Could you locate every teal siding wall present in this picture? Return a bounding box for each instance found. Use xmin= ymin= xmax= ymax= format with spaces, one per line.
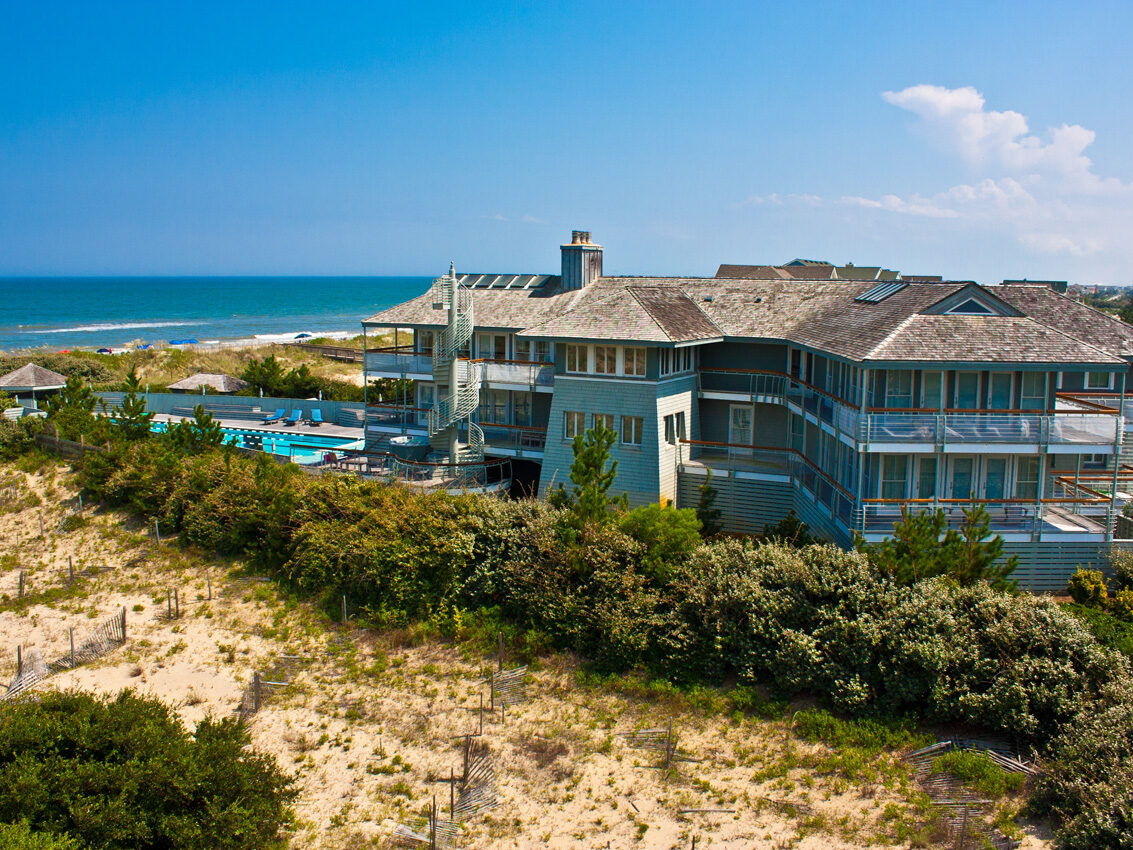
xmin=677 ymin=470 xmax=793 ymax=534
xmin=539 ymin=376 xmax=665 ymax=507
xmin=1001 ymin=541 xmax=1124 ymax=593
xmin=699 ymin=341 xmax=787 ymax=372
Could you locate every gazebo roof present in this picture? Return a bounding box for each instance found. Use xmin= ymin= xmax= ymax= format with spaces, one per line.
xmin=0 ymin=363 xmax=68 ymax=392
xmin=166 ymin=372 xmax=249 ymax=393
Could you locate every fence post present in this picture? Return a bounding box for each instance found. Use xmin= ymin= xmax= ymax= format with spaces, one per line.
xmin=341 ymin=595 xmax=347 ymax=625
xmin=16 ymin=645 xmax=21 ymax=677
xmin=121 ymin=606 xmax=127 ymax=641
xmin=69 ymin=628 xmax=75 ymax=668
xmin=153 ymin=519 xmax=159 ymax=542
xmin=253 ymin=671 xmax=262 ymax=712
xmin=450 ymin=767 xmax=455 ymax=819
xmin=207 ymin=572 xmax=212 ymax=601
xmin=68 ymin=555 xmax=74 ymax=584
xmin=430 ymin=796 xmax=437 ymax=850
xmin=18 ymin=571 xmax=23 ymax=599
xmin=167 ymin=590 xmax=172 ymax=619
xmin=174 ymin=588 xmax=180 ymax=618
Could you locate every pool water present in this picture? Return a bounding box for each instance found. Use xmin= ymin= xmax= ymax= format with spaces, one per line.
xmin=151 ymin=422 xmax=361 ymax=464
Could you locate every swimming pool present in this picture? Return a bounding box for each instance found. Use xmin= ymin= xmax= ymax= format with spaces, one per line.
xmin=150 ymin=422 xmax=362 ymax=464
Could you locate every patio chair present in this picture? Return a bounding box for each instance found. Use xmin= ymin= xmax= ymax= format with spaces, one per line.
xmin=261 ymin=408 xmax=285 ymax=424
xmin=283 ymin=410 xmax=301 ymax=426
xmin=308 ymin=409 xmax=323 ymax=426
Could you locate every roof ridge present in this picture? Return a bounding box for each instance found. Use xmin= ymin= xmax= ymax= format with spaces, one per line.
xmin=1016 ymin=312 xmax=1128 ymax=361
xmin=863 ymin=314 xmax=919 ymax=358
xmin=628 ymin=286 xmax=724 ymax=339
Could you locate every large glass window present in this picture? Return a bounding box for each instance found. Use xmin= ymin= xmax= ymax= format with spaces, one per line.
xmin=886 ymin=370 xmax=913 ymax=408
xmin=417 ymin=330 xmax=434 ymax=353
xmin=592 ymin=412 xmax=615 ymax=432
xmin=917 ymin=457 xmax=937 ymax=499
xmin=984 ymin=457 xmax=1007 ymax=500
xmin=1015 ymin=456 xmax=1040 ymax=500
xmin=513 ymin=392 xmax=531 ymax=426
xmin=921 ymin=371 xmax=943 ymax=410
xmin=1021 ymin=372 xmax=1046 ymax=410
xmin=624 ymin=347 xmax=646 ymax=377
xmin=955 ymin=372 xmax=979 ymax=409
xmin=477 ymin=333 xmax=507 ymax=360
xmin=729 ymin=405 xmax=753 ymax=447
xmin=478 ymin=389 xmax=507 ymax=424
xmin=950 ymin=457 xmax=974 ymax=500
xmin=594 ymin=346 xmax=617 ymax=375
xmin=988 ymin=373 xmax=1013 ymax=409
xmin=565 ymin=345 xmax=588 ymax=374
xmin=881 ymin=456 xmax=909 ymax=500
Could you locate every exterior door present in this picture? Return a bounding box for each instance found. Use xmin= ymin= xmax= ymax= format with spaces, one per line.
xmin=477 ymin=333 xmax=507 ymax=360
xmin=983 ymin=457 xmax=1007 ymax=500
xmin=955 ymin=372 xmax=979 ymax=409
xmin=949 ymin=456 xmax=975 ymax=500
xmin=729 ymin=405 xmax=753 ymax=454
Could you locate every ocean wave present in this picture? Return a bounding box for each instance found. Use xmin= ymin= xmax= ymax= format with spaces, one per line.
xmin=24 ymin=321 xmax=196 ymax=334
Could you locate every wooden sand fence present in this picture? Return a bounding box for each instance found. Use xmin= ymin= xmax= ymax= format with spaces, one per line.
xmin=3 ymin=607 xmax=127 ymax=701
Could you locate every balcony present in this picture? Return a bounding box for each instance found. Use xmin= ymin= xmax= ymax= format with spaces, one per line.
xmin=364 ymin=347 xmax=433 ymax=378
xmin=857 ymin=495 xmax=1112 ymax=539
xmin=860 ymin=410 xmax=1118 ymax=448
xmin=478 ymin=422 xmax=547 ymax=454
xmin=366 ymin=404 xmax=428 ymax=431
xmin=475 ymin=358 xmax=554 ymax=390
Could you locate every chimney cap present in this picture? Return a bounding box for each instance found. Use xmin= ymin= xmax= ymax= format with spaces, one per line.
xmin=564 ymin=230 xmax=599 ymax=248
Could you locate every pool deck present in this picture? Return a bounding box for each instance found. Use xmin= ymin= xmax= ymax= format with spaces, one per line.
xmin=152 ymin=413 xmax=363 ymax=442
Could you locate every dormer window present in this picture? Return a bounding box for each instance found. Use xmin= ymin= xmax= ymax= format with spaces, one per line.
xmin=946 ymin=298 xmax=995 ymax=315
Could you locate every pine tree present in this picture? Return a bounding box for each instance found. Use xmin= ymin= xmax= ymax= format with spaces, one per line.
xmin=44 ymin=375 xmax=97 ymax=440
xmin=695 ymin=469 xmax=723 ymax=537
xmin=168 ymin=405 xmax=227 ymax=454
xmin=554 ymin=421 xmax=626 ymax=525
xmin=113 ymin=366 xmax=154 ymax=441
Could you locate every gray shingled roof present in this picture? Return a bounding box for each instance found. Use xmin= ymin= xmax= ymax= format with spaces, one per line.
xmin=364 ymin=273 xmax=1133 ymax=365
xmin=864 ymin=315 xmax=1123 ymax=364
xmin=167 ymin=372 xmax=249 ymax=393
xmin=0 ymin=363 xmax=67 ymax=390
xmin=992 ymin=285 xmax=1133 ymax=357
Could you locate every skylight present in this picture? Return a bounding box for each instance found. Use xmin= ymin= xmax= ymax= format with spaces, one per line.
xmin=854 ymin=281 xmax=907 ymax=303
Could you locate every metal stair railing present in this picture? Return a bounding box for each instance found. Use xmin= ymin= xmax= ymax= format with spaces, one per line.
xmin=426 ymin=267 xmax=484 ymax=465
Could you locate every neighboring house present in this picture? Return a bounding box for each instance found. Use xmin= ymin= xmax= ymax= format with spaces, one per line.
xmin=167 ymin=373 xmax=249 ymax=394
xmin=362 ymin=231 xmax=1133 ymax=590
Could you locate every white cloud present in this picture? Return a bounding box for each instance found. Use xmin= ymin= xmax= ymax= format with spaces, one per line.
xmin=828 ymin=85 xmax=1133 ymax=264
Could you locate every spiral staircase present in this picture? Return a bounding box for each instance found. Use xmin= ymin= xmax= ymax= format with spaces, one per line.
xmin=428 ymin=264 xmax=484 ymax=464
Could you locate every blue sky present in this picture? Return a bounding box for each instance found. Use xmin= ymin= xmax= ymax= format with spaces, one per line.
xmin=2 ymin=1 xmax=1132 ymax=282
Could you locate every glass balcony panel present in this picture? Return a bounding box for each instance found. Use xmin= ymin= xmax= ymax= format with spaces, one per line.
xmin=365 ymin=351 xmax=433 ymax=375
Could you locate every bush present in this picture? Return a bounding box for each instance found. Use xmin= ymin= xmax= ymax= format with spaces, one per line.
xmin=1111 ymin=547 xmax=1133 ymax=592
xmin=0 ymin=822 xmax=80 ymax=849
xmin=619 ymin=503 xmax=701 ymax=582
xmin=0 ymin=690 xmax=295 ymax=849
xmin=1068 ymin=568 xmax=1108 ymax=607
xmin=1062 ymin=603 xmax=1133 ymax=660
xmin=1110 ymin=589 xmax=1133 ymax=622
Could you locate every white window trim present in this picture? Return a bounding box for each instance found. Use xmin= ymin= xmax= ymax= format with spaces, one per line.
xmin=1086 ymin=370 xmax=1115 ymax=390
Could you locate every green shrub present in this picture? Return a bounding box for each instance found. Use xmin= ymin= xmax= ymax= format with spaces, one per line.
xmin=1112 ymin=588 xmax=1133 ymax=622
xmin=932 ymin=750 xmax=1025 ymax=798
xmin=1111 ymin=547 xmax=1133 ymax=592
xmin=619 ymin=503 xmax=701 ymax=582
xmin=0 ymin=690 xmax=295 ymax=849
xmin=0 ymin=822 xmax=81 ymax=849
xmin=1068 ymin=568 xmax=1108 ymax=607
xmin=1062 ymin=603 xmax=1133 ymax=660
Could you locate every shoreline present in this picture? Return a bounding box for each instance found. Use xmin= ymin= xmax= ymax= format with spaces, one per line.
xmin=0 ymin=327 xmax=360 ymax=358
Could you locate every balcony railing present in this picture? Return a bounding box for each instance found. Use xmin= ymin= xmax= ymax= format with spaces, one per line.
xmin=857 ymin=495 xmax=1112 ymax=537
xmin=860 ymin=411 xmax=1118 ymax=446
xmin=366 ymin=404 xmax=429 ymax=429
xmin=473 ymin=358 xmax=554 ymax=388
xmin=364 ymin=347 xmax=433 ymax=376
xmin=478 ymin=422 xmax=547 ymax=452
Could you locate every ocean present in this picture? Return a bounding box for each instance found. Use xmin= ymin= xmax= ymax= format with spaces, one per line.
xmin=0 ymin=276 xmax=431 ymax=352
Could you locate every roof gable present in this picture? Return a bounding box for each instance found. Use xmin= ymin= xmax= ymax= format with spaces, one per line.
xmin=921 ymin=283 xmax=1024 ymax=318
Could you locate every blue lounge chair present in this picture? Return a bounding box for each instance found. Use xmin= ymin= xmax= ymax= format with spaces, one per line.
xmin=308 ymin=409 xmax=323 ymax=427
xmin=283 ymin=410 xmax=301 ymax=426
xmin=262 ymin=408 xmax=285 ymax=424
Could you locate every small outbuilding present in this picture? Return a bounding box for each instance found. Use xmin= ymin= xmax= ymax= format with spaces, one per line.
xmin=167 ymin=372 xmax=249 ymax=395
xmin=0 ymin=363 xmax=68 ymax=406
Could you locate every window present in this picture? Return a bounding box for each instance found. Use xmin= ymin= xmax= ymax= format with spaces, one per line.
xmin=477 ymin=333 xmax=506 ymax=360
xmin=881 ymin=456 xmax=909 ymax=500
xmin=534 ymin=340 xmax=552 ymax=363
xmin=564 ymin=411 xmax=585 ymax=439
xmin=886 ymin=370 xmax=913 ymax=408
xmin=622 ymin=416 xmax=643 ymax=445
xmin=1083 ymin=453 xmax=1108 ymax=469
xmin=988 ymin=373 xmax=1012 ymax=410
xmin=921 ymin=371 xmax=943 ymax=410
xmin=518 ymin=339 xmax=552 ymax=363
xmin=729 ymin=405 xmax=753 ymax=447
xmin=789 ymin=414 xmax=804 ymax=452
xmin=663 ymin=412 xmax=686 ymax=445
xmin=565 ymin=344 xmax=588 ymax=374
xmin=1015 ymin=456 xmax=1040 ymax=500
xmin=595 ymin=346 xmax=617 ymax=375
xmin=659 ymin=349 xmax=672 ymax=376
xmin=624 ymin=347 xmax=646 ymax=377
xmin=1021 ymin=372 xmax=1046 ymax=410
xmin=515 ymin=339 xmax=530 ymax=361
xmin=984 ymin=457 xmax=1007 ymax=500
xmin=514 ymin=392 xmax=531 ymax=426
xmin=955 ymin=372 xmax=979 ymax=409
xmin=950 ymin=457 xmax=974 ymax=499
xmin=592 ymin=412 xmax=615 ymax=432
xmin=478 ymin=389 xmax=507 ymax=424
xmin=660 ymin=348 xmax=694 ymax=376
xmin=417 ymin=384 xmax=435 ymax=425
xmin=917 ymin=457 xmax=937 ymax=500
xmin=791 ymin=349 xmax=803 ymax=379
xmin=417 ymin=330 xmax=435 ymax=353
xmin=1087 ymin=371 xmax=1113 ymax=390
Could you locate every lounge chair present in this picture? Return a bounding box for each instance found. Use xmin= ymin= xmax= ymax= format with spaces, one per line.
xmin=262 ymin=408 xmax=285 ymax=424
xmin=283 ymin=410 xmax=301 ymax=426
xmin=308 ymin=409 xmax=323 ymax=427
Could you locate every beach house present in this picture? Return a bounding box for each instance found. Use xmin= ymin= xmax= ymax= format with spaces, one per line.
xmin=361 ymin=232 xmax=1133 ymax=589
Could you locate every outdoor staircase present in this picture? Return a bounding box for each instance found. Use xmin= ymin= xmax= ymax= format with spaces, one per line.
xmin=428 ymin=265 xmax=484 ymax=465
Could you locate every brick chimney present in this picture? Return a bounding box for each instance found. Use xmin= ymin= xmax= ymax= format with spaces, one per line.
xmin=560 ymin=230 xmax=603 ymax=291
